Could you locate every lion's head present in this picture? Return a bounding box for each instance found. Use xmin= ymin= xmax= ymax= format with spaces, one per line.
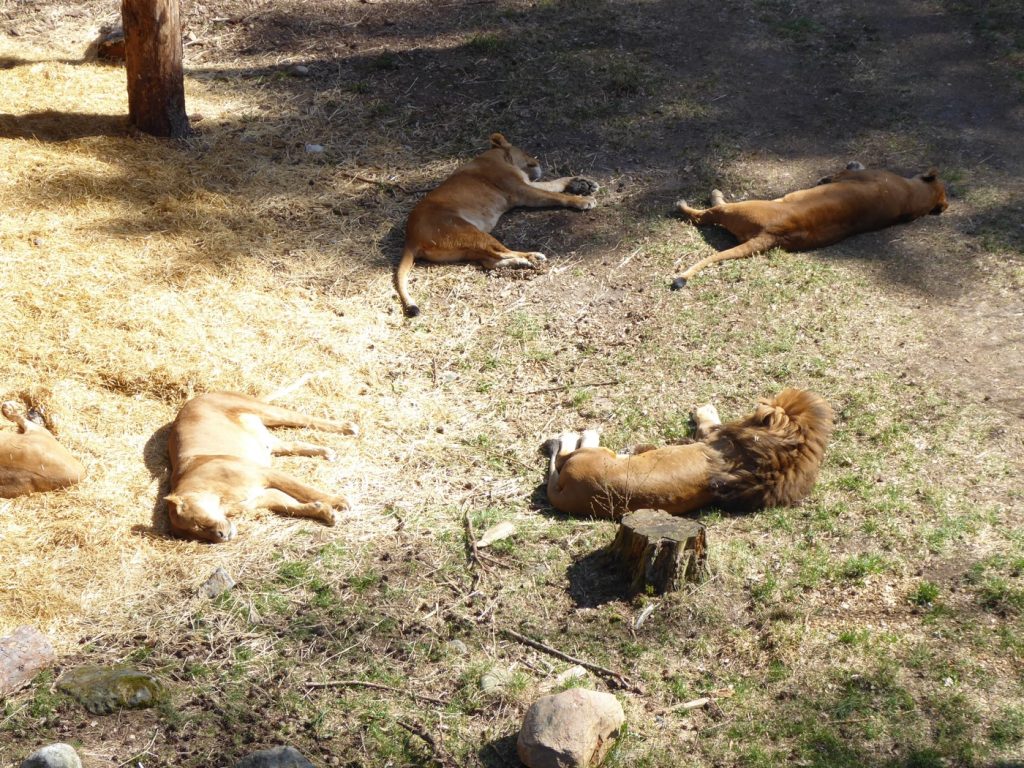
xmin=919 ymin=168 xmax=948 ymax=215
xmin=490 ymin=132 xmax=542 ymax=181
xmin=165 ymin=492 xmax=237 ymax=543
xmin=707 ymin=388 xmax=834 ymax=511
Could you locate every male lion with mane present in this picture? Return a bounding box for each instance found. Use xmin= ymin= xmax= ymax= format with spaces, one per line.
xmin=546 ymin=388 xmax=833 ymax=519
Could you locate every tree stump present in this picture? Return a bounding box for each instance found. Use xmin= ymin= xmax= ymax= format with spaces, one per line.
xmin=0 ymin=626 xmax=56 ymax=696
xmin=606 ymin=509 xmax=707 ymax=594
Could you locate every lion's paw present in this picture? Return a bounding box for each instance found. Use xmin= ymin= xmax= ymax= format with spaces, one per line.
xmin=575 ymin=196 xmax=597 ymax=211
xmin=566 ymin=177 xmax=600 ymax=196
xmin=692 ymin=403 xmax=720 ymax=425
xmin=527 ymin=252 xmax=548 ymax=266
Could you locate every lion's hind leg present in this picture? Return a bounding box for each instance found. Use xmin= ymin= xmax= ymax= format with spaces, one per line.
xmin=256 ymin=489 xmax=340 ymax=526
xmin=423 ymin=234 xmax=547 ymax=271
xmin=692 ymin=403 xmax=722 ymax=439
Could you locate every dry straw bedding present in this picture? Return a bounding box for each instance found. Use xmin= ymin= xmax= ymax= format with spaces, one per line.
xmin=0 ymin=49 xmax=474 ymax=650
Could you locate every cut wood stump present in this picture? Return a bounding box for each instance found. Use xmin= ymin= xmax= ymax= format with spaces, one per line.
xmin=0 ymin=626 xmax=56 ymax=696
xmin=606 ymin=509 xmax=707 ymax=594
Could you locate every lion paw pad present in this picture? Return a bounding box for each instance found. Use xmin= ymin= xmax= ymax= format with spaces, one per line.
xmin=566 ymin=177 xmax=599 ymax=196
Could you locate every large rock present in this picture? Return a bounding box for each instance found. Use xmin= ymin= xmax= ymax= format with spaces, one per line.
xmin=517 ymin=688 xmax=625 ymax=768
xmin=57 ymin=666 xmax=162 ymax=715
xmin=0 ymin=626 xmax=56 ymax=697
xmin=234 ymin=746 xmax=315 ymax=768
xmin=21 ymin=743 xmax=82 ymax=768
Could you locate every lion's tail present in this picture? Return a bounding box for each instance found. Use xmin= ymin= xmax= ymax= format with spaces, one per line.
xmin=395 ymin=244 xmax=420 ymax=318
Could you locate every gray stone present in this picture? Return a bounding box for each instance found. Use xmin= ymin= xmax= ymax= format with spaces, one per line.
xmin=304 ymin=144 xmax=325 ymax=154
xmin=445 ymin=639 xmax=469 ymax=656
xmin=234 ymin=746 xmax=315 ymax=768
xmin=21 ymin=743 xmax=82 ymax=768
xmin=288 ymin=64 xmax=311 ymax=77
xmin=202 ymin=566 xmax=235 ymax=598
xmin=517 ymin=688 xmax=625 ymax=768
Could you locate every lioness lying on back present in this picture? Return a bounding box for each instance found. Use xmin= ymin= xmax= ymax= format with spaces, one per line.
xmin=672 ymin=164 xmax=948 ymax=288
xmin=546 ymin=388 xmax=833 ymax=519
xmin=395 ymin=132 xmax=599 ymax=317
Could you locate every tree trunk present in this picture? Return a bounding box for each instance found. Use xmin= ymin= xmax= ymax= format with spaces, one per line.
xmin=121 ymin=0 xmax=191 ymax=137
xmin=0 ymin=626 xmax=56 ymax=696
xmin=606 ymin=509 xmax=707 ymax=594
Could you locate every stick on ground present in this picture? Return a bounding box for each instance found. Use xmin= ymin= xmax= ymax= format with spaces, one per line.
xmin=500 ymin=627 xmax=644 ymax=693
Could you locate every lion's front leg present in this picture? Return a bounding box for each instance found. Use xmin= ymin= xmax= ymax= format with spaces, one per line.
xmin=529 ymin=177 xmax=600 ymax=196
xmin=515 ymin=180 xmax=598 ymax=210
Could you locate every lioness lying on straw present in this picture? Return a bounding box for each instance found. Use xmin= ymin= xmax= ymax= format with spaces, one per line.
xmin=0 ymin=400 xmax=85 ymax=498
xmin=546 ymin=388 xmax=833 ymax=519
xmin=165 ymin=392 xmax=357 ymax=543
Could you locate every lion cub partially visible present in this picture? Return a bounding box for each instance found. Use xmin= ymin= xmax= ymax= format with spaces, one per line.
xmin=165 ymin=392 xmax=357 ymax=543
xmin=395 ymin=132 xmax=599 ymax=317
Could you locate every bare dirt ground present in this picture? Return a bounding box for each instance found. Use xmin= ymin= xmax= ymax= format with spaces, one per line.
xmin=1 ymin=0 xmax=1022 ymax=766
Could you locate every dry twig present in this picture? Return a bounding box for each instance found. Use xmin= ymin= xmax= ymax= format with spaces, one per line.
xmin=500 ymin=627 xmax=644 ymax=693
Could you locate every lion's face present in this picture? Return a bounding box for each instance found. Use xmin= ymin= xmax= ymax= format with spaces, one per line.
xmin=166 ymin=492 xmax=236 ymax=542
xmin=490 ymin=132 xmax=542 ymax=180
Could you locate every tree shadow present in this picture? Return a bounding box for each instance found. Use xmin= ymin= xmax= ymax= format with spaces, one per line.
xmin=0 ymin=111 xmax=129 ymax=140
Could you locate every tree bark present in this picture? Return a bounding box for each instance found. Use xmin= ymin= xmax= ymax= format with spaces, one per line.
xmin=607 ymin=509 xmax=707 ymax=594
xmin=121 ymin=0 xmax=191 ymax=137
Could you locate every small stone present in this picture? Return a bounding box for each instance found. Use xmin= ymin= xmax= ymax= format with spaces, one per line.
xmin=289 ymin=64 xmax=310 ymax=77
xmin=21 ymin=743 xmax=82 ymax=768
xmin=445 ymin=639 xmax=469 ymax=656
xmin=304 ymin=144 xmax=325 ymax=154
xmin=201 ymin=567 xmax=235 ymax=598
xmin=553 ymin=665 xmax=588 ymax=687
xmin=480 ymin=667 xmax=513 ymax=694
xmin=234 ymin=746 xmax=315 ymax=768
xmin=517 ymin=688 xmax=625 ymax=768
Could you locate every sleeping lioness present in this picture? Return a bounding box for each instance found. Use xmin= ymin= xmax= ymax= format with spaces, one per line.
xmin=166 ymin=392 xmax=357 ymax=543
xmin=672 ymin=164 xmax=948 ymax=287
xmin=395 ymin=132 xmax=599 ymax=317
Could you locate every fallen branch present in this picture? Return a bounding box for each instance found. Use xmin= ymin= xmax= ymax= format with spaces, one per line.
xmin=524 ymin=379 xmax=620 ymax=396
xmin=304 ymin=679 xmax=445 ymax=705
xmin=500 ymin=627 xmax=644 ymax=693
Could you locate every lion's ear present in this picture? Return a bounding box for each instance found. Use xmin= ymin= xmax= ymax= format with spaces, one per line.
xmin=490 ymin=132 xmax=511 ymax=149
xmin=921 ymin=168 xmax=939 ymax=182
xmin=761 ymin=406 xmax=789 ymax=430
